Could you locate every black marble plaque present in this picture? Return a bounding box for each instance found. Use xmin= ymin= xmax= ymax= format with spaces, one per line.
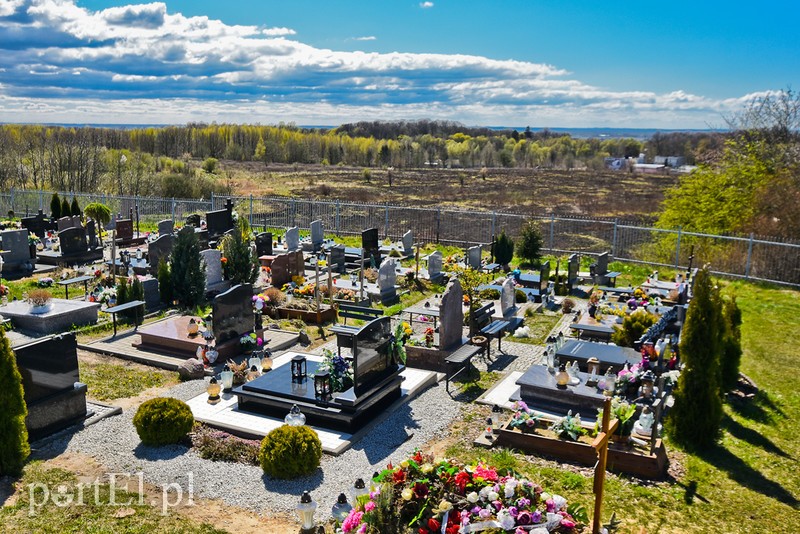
xmin=20 ymin=210 xmax=51 ymax=239
xmin=352 ymin=317 xmax=396 ymax=396
xmin=361 ymin=228 xmax=380 ymax=266
xmin=58 ymin=226 xmax=87 ymax=256
xmin=13 ymin=333 xmax=80 ymax=404
xmin=116 ymin=219 xmax=133 ymax=241
xmin=568 ymin=254 xmax=579 ymax=283
xmin=241 ymin=359 xmax=321 ymax=402
xmin=255 ymin=232 xmax=273 ymax=256
xmin=212 ymin=283 xmax=255 ymax=343
xmin=206 ymin=209 xmax=232 ymax=237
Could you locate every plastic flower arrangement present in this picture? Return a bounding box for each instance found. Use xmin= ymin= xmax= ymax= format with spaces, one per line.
xmin=291 ymin=275 xmax=306 ymax=286
xmin=550 ymin=411 xmax=586 ymax=441
xmin=508 ymin=400 xmax=540 ymax=431
xmin=597 ymin=398 xmax=637 ymax=437
xmin=0 ymin=283 xmax=9 ymax=297
xmin=424 ymin=327 xmax=435 ymax=348
xmin=391 ymin=321 xmax=411 ymax=364
xmin=37 ymin=276 xmax=54 ymax=287
xmin=239 ymin=332 xmax=262 ymax=351
xmin=339 ymin=450 xmax=582 ymax=533
xmin=314 ymin=348 xmax=353 ymax=393
xmin=295 ymin=283 xmax=316 ymax=297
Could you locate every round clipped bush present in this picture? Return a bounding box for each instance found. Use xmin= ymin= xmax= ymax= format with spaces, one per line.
xmin=259 ymin=425 xmax=322 ymax=479
xmin=515 ymin=289 xmax=528 ymax=303
xmin=133 ymin=397 xmax=194 ymax=446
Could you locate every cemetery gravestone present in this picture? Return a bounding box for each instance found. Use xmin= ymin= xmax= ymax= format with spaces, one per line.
xmin=71 ymin=215 xmax=82 ymax=228
xmin=438 ymin=278 xmax=464 ymax=350
xmin=255 ymin=232 xmax=273 ymax=256
xmin=285 ymin=226 xmax=300 ymax=251
xmin=596 ymin=252 xmax=609 ymax=276
xmin=0 ymin=230 xmax=33 ymax=274
xmin=86 ymin=220 xmax=98 ymax=248
xmin=212 ymin=283 xmax=255 ymax=344
xmin=158 ymin=219 xmax=174 ymax=235
xmin=141 ymin=278 xmax=160 ymax=310
xmin=270 ymin=253 xmax=291 ymax=287
xmin=568 ymin=254 xmax=579 ymax=289
xmin=206 ymin=208 xmax=232 ymax=237
xmin=21 ymin=210 xmax=50 ymax=239
xmin=501 ymin=276 xmax=516 ymax=316
xmin=185 ymin=214 xmax=202 ymax=228
xmin=58 ymin=227 xmax=87 ymax=257
xmin=466 ymin=245 xmax=482 ymax=270
xmin=200 ymin=248 xmax=226 ymax=293
xmin=57 ymin=217 xmax=73 ymax=232
xmin=292 ymin=250 xmax=305 ymax=277
xmin=147 ymin=234 xmax=175 ymax=275
xmin=378 ymin=258 xmax=398 ymax=304
xmin=402 ymin=230 xmax=413 ymax=253
xmin=115 ymin=219 xmax=134 ymax=242
xmin=428 ymin=251 xmax=443 ymax=282
xmin=310 ymin=220 xmax=323 ymax=251
xmin=330 ymin=244 xmax=346 ymax=273
xmin=362 ymin=228 xmax=380 ymax=266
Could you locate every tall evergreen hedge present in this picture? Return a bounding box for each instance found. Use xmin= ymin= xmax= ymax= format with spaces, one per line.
xmin=0 ymin=329 xmax=30 ymax=476
xmin=170 ymin=229 xmax=206 ymax=308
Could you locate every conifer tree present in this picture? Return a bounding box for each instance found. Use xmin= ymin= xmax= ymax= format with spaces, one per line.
xmin=70 ymin=197 xmax=81 ymax=217
xmin=220 ymin=218 xmax=259 ymax=285
xmin=719 ymin=295 xmax=743 ymax=392
xmin=666 ymin=266 xmax=724 ymax=450
xmin=0 ymin=329 xmax=30 ymax=476
xmin=61 ymin=198 xmax=71 ymax=219
xmin=170 ymin=229 xmax=206 ymax=308
xmin=494 ymin=230 xmax=514 ymax=269
xmin=158 ymin=259 xmax=173 ymax=304
xmin=50 ymin=193 xmax=61 ymax=220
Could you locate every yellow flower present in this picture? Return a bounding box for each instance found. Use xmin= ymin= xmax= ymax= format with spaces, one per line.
xmin=401 ymin=488 xmax=413 ymax=500
xmin=421 ymin=463 xmax=434 ymax=474
xmin=400 ymin=460 xmax=409 ymax=469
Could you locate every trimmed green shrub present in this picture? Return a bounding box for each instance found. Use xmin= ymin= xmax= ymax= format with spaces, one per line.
xmin=116 ymin=277 xmax=129 ymax=308
xmin=158 ymin=259 xmax=172 ymax=304
xmin=611 ymin=309 xmax=657 ymax=347
xmin=0 ymin=329 xmax=30 ymax=475
xmin=133 ymin=397 xmax=194 ymax=446
xmin=128 ymin=277 xmax=145 ymax=324
xmin=719 ymin=295 xmax=743 ymax=392
xmin=220 ymin=218 xmax=258 ymax=285
xmin=479 ymin=288 xmax=500 ymax=300
xmin=516 ymin=220 xmax=544 ymax=266
xmin=70 ymin=197 xmax=81 ymax=217
xmin=259 ymin=425 xmax=322 ymax=479
xmin=50 ymin=193 xmax=61 ymax=220
xmin=494 ymin=230 xmax=514 ymax=267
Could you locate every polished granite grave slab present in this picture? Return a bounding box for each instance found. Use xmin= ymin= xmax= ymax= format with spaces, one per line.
xmin=513 ymin=364 xmax=608 ymax=418
xmin=555 ymin=339 xmax=640 ymax=373
xmin=1 ymin=298 xmax=100 ymax=335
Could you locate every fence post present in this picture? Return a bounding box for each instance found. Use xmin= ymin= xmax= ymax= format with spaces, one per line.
xmin=335 ymin=200 xmax=340 ymax=235
xmin=171 ymin=197 xmax=176 ymax=222
xmin=675 ymin=226 xmax=682 ymax=268
xmin=435 ymin=207 xmax=441 ymax=244
xmin=210 ymin=191 xmax=214 ymax=210
xmin=549 ymin=214 xmax=555 ymax=253
xmin=491 ymin=211 xmax=496 ymax=242
xmin=249 ymin=194 xmax=254 ymax=227
xmin=9 ymin=187 xmax=14 ymax=214
xmin=384 ymin=203 xmax=389 ymax=239
xmin=291 ymin=198 xmax=296 ymax=227
xmin=745 ymin=233 xmax=754 ymax=280
xmin=39 ymin=189 xmax=43 ymax=211
xmin=612 ymin=218 xmax=618 ymax=258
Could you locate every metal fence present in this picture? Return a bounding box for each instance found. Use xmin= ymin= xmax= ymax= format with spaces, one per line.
xmin=2 ymin=188 xmax=799 ymax=287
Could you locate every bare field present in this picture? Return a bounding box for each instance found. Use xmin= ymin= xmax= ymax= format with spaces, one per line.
xmin=220 ymin=162 xmax=679 ymax=220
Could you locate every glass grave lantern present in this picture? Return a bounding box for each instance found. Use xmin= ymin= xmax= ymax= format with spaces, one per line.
xmin=261 ymin=350 xmax=273 ymax=373
xmin=490 ymin=404 xmax=504 ymax=432
xmin=246 ymin=365 xmax=260 ymax=382
xmin=285 ymin=404 xmax=306 ymax=426
xmin=331 ymin=493 xmax=352 ymax=523
xmin=555 ymin=363 xmax=570 ymax=388
xmin=248 ymin=350 xmax=262 ymax=372
xmin=291 ymin=355 xmax=307 ymax=381
xmin=206 ymin=377 xmax=221 ymax=404
xmin=602 ymin=367 xmax=616 ymax=396
xmin=350 ymin=478 xmax=369 ymax=503
xmin=219 ymin=364 xmax=234 ymax=390
xmin=640 ymin=370 xmax=656 ymax=398
xmin=314 ymin=370 xmax=331 ymax=400
xmin=296 ymin=491 xmax=317 ymax=532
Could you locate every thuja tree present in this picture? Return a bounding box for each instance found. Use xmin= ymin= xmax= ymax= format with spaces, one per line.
xmin=516 ymin=220 xmax=544 ymax=267
xmin=0 ymin=329 xmax=30 ymax=476
xmin=667 ymin=266 xmax=724 ymax=450
xmin=719 ymin=295 xmax=743 ymax=392
xmin=50 ymin=192 xmax=61 ymax=219
xmin=170 ymin=229 xmax=206 ymax=308
xmin=494 ymin=230 xmax=514 ymax=269
xmin=221 ymin=218 xmax=259 ymax=285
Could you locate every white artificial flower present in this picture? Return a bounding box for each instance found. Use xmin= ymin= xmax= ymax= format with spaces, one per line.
xmin=466 ymin=492 xmax=479 ymax=503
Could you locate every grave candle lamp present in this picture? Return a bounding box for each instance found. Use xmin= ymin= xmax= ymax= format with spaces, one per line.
xmin=350 ymin=478 xmax=369 ymax=502
xmin=555 ymin=363 xmax=570 ymax=388
xmin=206 ymin=377 xmax=221 ymax=404
xmin=491 ymin=404 xmax=504 ymax=432
xmin=187 ymin=318 xmax=199 ymax=336
xmin=296 ymin=491 xmax=317 ymax=532
xmin=246 ymin=365 xmax=260 ymax=382
xmin=314 ymin=370 xmax=331 ymax=399
xmin=220 ymin=364 xmax=234 ymax=390
xmin=331 ymin=493 xmax=352 ymax=523
xmin=640 ymin=370 xmax=656 ymax=397
xmin=261 ymin=351 xmax=273 ymax=373
xmin=291 ymin=355 xmax=307 ymax=381
xmin=285 ymin=404 xmax=306 ymax=426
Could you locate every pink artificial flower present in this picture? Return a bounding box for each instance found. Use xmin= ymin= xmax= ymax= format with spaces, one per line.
xmin=364 ymin=500 xmax=376 ymax=512
xmin=341 ymin=509 xmax=364 ymax=533
xmin=256 ymin=337 xmax=264 ymax=346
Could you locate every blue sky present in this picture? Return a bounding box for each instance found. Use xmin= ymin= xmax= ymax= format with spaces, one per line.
xmin=1 ymin=0 xmax=797 ymax=128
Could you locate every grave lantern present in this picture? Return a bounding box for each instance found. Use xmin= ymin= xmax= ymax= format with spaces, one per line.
xmin=555 ymin=363 xmax=570 ymax=388
xmin=602 ymin=367 xmax=616 ymax=397
xmin=291 ymin=355 xmax=307 ymax=381
xmin=261 ymin=351 xmax=273 ymax=373
xmin=285 ymin=404 xmax=306 ymax=426
xmin=206 ymin=377 xmax=221 ymax=404
xmin=587 ymin=357 xmax=601 ymax=377
xmin=248 ymin=351 xmax=262 ymax=372
xmin=640 ymin=370 xmax=656 ymax=397
xmin=350 ymin=478 xmax=369 ymax=502
xmin=187 ymin=318 xmax=199 ymax=336
xmin=136 ymin=248 xmax=143 ymax=260
xmin=490 ymin=404 xmax=504 ymax=431
xmin=220 ymin=364 xmax=234 ymax=390
xmin=314 ymin=370 xmax=331 ymax=399
xmin=296 ymin=491 xmax=317 ymax=532
xmin=331 ymin=493 xmax=352 ymax=523
xmin=246 ymin=365 xmax=260 ymax=382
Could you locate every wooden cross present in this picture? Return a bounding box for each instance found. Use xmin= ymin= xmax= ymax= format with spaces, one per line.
xmin=415 ymin=244 xmax=420 ymax=279
xmin=590 ymin=397 xmax=619 ymax=534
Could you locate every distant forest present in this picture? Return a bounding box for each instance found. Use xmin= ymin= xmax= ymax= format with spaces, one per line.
xmin=0 ymin=120 xmax=725 ymax=196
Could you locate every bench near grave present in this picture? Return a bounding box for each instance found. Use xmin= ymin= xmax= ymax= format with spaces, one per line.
xmin=472 ymin=302 xmax=523 ymax=356
xmin=444 ymin=342 xmax=482 ymax=392
xmin=330 ymin=303 xmax=384 ymax=357
xmin=106 ymin=299 xmax=146 ymax=337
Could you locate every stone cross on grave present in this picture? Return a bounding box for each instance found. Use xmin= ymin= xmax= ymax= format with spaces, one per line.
xmin=590 ymin=397 xmax=619 ymax=534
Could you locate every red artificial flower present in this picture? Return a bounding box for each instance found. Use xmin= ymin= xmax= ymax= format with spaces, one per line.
xmin=393 ymin=470 xmax=406 ymax=484
xmin=427 ymin=518 xmax=441 ymax=531
xmin=454 ymin=471 xmax=471 ymax=492
xmin=412 ymin=451 xmax=424 ymax=464
xmin=221 ymin=257 xmax=228 ymax=263
xmin=413 ymin=482 xmax=429 ymax=499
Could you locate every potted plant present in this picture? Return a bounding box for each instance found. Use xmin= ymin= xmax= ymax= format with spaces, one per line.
xmin=28 ymin=288 xmax=53 ymax=314
xmin=549 ymin=410 xmax=586 ymax=441
xmin=598 ymin=398 xmax=637 ymax=443
xmin=239 ymin=332 xmax=261 ymax=354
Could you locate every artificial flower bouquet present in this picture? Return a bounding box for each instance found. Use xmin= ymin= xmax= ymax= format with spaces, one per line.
xmin=340 ymin=450 xmax=583 ymax=533
xmin=314 ymin=348 xmax=354 ymax=393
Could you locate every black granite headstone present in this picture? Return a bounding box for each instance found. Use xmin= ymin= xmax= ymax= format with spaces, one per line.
xmin=212 ymin=283 xmax=255 ymax=344
xmin=14 ymin=333 xmax=81 ymax=404
xmin=147 ymin=234 xmax=175 ymax=275
xmin=20 ymin=210 xmax=50 ymax=239
xmin=361 ymin=228 xmax=380 ymax=266
xmin=255 ymin=232 xmax=273 ymax=256
xmin=330 ymin=244 xmax=346 ymax=273
xmin=206 ymin=209 xmax=232 ymax=237
xmin=568 ymin=254 xmax=579 ymax=284
xmin=539 ymin=260 xmax=551 ymax=293
xmin=115 ymin=219 xmax=134 ymax=241
xmin=58 ymin=227 xmax=87 ymax=256
xmin=86 ymin=220 xmax=98 ymax=248
xmin=352 ymin=316 xmax=397 ymax=396
xmin=185 ymin=214 xmax=202 ymax=228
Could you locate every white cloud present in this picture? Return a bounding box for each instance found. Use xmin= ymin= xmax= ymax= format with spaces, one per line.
xmin=419 ymin=2 xmax=434 ymax=8
xmin=263 ymin=26 xmax=296 ymax=36
xmin=0 ymin=0 xmax=762 ymax=127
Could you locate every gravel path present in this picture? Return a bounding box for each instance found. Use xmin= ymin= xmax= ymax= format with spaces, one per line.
xmin=35 ymin=373 xmax=464 ymax=519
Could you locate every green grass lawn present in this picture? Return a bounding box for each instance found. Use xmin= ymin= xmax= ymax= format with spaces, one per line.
xmin=79 ymin=361 xmax=178 ymax=401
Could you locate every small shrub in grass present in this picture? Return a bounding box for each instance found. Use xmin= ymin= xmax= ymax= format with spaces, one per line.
xmin=133 ymin=397 xmax=194 ymax=446
xmin=191 ymin=424 xmax=260 ymax=464
xmin=515 ymin=289 xmax=528 ymax=303
xmin=561 ymin=298 xmax=576 ymax=313
xmin=259 ymin=425 xmax=322 ymax=479
xmin=479 ymin=288 xmax=500 ymax=300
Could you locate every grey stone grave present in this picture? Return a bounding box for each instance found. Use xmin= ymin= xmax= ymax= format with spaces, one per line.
xmin=255 ymin=232 xmax=273 ymax=256
xmin=212 ymin=283 xmax=255 ymax=344
xmin=292 ymin=250 xmax=305 ymax=276
xmin=402 ymin=230 xmax=413 ymax=254
xmin=141 ymin=277 xmax=161 ymax=310
xmin=13 ymin=333 xmax=88 ymax=440
xmin=285 ymin=226 xmax=300 ymax=251
xmin=501 ymin=276 xmax=516 ymax=316
xmin=427 ymin=251 xmax=443 ymax=283
xmin=362 ymin=227 xmax=380 ymax=266
xmin=201 ymin=248 xmax=229 ymax=294
xmin=147 ymin=234 xmax=175 ymax=275
xmin=310 ymin=220 xmax=323 ymax=251
xmin=567 ymin=253 xmax=580 ymax=291
xmin=466 ymin=245 xmax=482 ymax=270
xmin=57 ymin=217 xmax=73 ymax=232
xmin=438 ymin=278 xmax=464 ymax=350
xmin=158 ymin=219 xmax=174 ymax=235
xmin=0 ymin=229 xmax=33 ymax=275
xmin=330 ymin=244 xmax=346 ymax=273
xmin=378 ymin=257 xmax=398 ymax=305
